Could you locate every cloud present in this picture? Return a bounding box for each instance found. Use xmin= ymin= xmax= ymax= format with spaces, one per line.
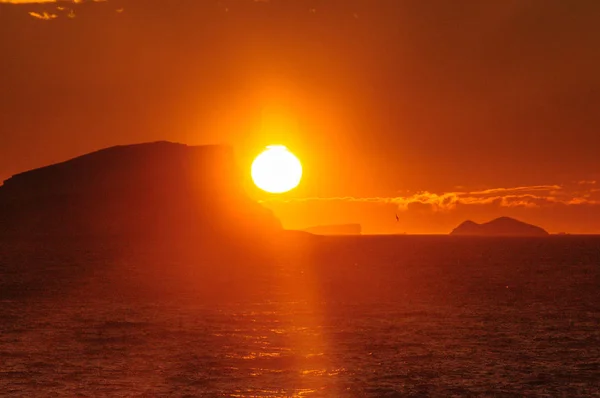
xmin=261 ymin=183 xmax=600 ymax=211
xmin=1 ymin=1 xmax=60 ymax=3
xmin=28 ymin=10 xmax=57 ymax=19
xmin=1 ymin=0 xmax=106 ymax=19
xmin=0 ymin=0 xmax=102 ymax=4
xmin=1 ymin=0 xmax=97 ymax=3
xmin=467 ymin=185 xmax=562 ymax=195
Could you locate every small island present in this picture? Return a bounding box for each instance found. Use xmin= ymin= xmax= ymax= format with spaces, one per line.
xmin=303 ymin=224 xmax=362 ymax=235
xmin=450 ymin=217 xmax=549 ymax=236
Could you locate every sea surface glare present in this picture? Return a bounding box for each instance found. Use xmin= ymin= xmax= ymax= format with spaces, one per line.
xmin=0 ymin=236 xmax=599 ymax=397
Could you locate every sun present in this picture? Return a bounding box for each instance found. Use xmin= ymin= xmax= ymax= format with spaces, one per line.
xmin=251 ymin=145 xmax=302 ymax=193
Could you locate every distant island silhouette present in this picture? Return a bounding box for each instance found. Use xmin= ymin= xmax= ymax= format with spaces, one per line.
xmin=450 ymin=217 xmax=549 ymax=236
xmin=303 ymin=224 xmax=362 ymax=235
xmin=0 ymin=142 xmax=281 ymax=241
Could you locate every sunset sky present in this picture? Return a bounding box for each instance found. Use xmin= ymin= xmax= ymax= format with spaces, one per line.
xmin=1 ymin=0 xmax=599 ymax=234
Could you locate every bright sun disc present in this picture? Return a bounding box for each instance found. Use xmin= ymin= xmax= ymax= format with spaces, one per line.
xmin=251 ymin=146 xmax=302 ymax=193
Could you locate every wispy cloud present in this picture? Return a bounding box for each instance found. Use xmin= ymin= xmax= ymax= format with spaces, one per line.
xmin=1 ymin=1 xmax=60 ymax=3
xmin=0 ymin=0 xmax=107 ymax=19
xmin=467 ymin=185 xmax=562 ymax=195
xmin=28 ymin=10 xmax=57 ymax=19
xmin=0 ymin=0 xmax=99 ymax=3
xmin=261 ymin=184 xmax=600 ymax=211
xmin=0 ymin=0 xmax=103 ymax=4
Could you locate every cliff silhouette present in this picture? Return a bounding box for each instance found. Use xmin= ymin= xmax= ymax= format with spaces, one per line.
xmin=450 ymin=217 xmax=549 ymax=236
xmin=0 ymin=142 xmax=281 ymax=241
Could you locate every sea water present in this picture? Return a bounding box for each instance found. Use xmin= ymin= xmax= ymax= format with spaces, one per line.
xmin=1 ymin=236 xmax=598 ymax=396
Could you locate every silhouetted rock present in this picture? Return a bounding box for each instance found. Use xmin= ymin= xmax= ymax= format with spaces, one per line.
xmin=304 ymin=224 xmax=362 ymax=235
xmin=450 ymin=217 xmax=549 ymax=236
xmin=0 ymin=142 xmax=281 ymax=241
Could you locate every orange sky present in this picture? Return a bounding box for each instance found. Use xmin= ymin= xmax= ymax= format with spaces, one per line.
xmin=1 ymin=0 xmax=599 ymax=233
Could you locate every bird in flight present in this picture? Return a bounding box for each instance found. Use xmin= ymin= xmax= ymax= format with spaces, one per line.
xmin=395 ymin=214 xmax=399 ymax=222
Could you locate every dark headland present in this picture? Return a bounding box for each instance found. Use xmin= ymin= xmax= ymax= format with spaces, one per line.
xmin=0 ymin=141 xmax=320 ymax=300
xmin=0 ymin=142 xmax=287 ymax=244
xmin=450 ymin=217 xmax=549 ymax=236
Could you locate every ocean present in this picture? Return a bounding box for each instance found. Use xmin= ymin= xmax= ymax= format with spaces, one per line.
xmin=1 ymin=236 xmax=599 ymax=397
